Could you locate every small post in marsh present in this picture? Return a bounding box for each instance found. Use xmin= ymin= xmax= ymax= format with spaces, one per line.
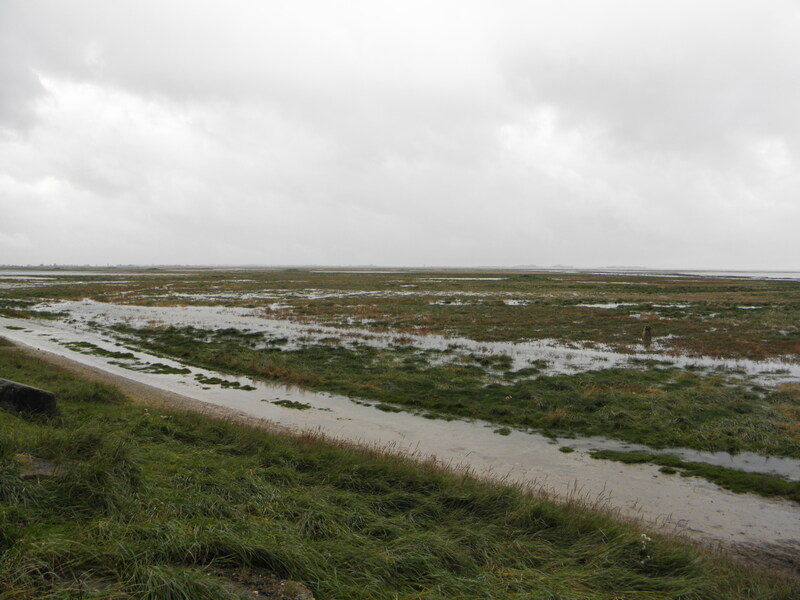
xmin=642 ymin=324 xmax=652 ymax=347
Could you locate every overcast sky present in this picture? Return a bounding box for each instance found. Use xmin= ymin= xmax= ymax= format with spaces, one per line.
xmin=1 ymin=1 xmax=799 ymax=269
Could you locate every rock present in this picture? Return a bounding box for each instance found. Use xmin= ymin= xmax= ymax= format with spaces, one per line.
xmin=15 ymin=454 xmax=59 ymax=479
xmin=0 ymin=379 xmax=57 ymax=415
xmin=280 ymin=581 xmax=315 ymax=600
xmin=212 ymin=567 xmax=316 ymax=600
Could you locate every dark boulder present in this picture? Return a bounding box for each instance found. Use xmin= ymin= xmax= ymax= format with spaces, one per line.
xmin=0 ymin=379 xmax=57 ymax=415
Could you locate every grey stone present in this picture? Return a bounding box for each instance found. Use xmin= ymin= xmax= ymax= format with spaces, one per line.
xmin=16 ymin=454 xmax=59 ymax=479
xmin=0 ymin=379 xmax=57 ymax=415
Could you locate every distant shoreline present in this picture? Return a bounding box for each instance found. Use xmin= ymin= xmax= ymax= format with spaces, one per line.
xmin=2 ymin=265 xmax=800 ymax=281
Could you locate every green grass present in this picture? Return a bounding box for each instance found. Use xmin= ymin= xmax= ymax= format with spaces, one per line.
xmin=2 ymin=343 xmax=799 ymax=598
xmin=194 ymin=373 xmax=256 ymax=391
xmin=109 ymin=324 xmax=800 ymax=458
xmin=110 ymin=361 xmax=192 ymax=375
xmin=590 ymin=450 xmax=800 ymax=503
xmin=271 ymin=399 xmax=313 ymax=410
xmin=62 ymin=340 xmax=136 ymax=360
xmin=0 ymin=298 xmax=67 ymax=320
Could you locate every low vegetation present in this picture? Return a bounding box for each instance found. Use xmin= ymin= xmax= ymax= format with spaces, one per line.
xmin=1 ymin=341 xmax=799 ymax=598
xmin=110 ymin=324 xmax=800 ymax=458
xmin=4 ymin=268 xmax=800 ymax=360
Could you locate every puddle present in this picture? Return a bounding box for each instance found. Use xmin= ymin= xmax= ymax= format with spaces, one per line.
xmin=309 ymin=270 xmax=405 ymax=274
xmin=417 ymin=277 xmax=508 ymax=281
xmin=577 ymin=303 xmax=638 ymax=309
xmin=558 ymin=436 xmax=800 ymax=481
xmin=652 ymin=304 xmax=691 ymax=309
xmin=675 ymin=271 xmax=800 ymax=280
xmin=429 ymin=300 xmax=480 ymax=306
xmin=551 ymin=269 xmax=800 ymax=281
xmin=132 ymin=288 xmax=503 ymax=303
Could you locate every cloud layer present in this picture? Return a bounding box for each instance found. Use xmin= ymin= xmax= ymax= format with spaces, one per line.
xmin=2 ymin=0 xmax=799 ymax=268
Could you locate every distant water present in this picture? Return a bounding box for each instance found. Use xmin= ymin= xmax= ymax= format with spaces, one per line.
xmin=2 ymin=268 xmax=799 ymax=281
xmin=551 ymin=269 xmax=800 ymax=281
xmin=675 ymin=270 xmax=800 ymax=280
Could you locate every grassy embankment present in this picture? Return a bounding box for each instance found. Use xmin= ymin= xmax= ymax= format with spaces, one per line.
xmin=1 ymin=338 xmax=799 ymax=599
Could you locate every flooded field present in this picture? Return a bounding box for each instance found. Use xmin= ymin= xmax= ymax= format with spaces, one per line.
xmin=8 ymin=298 xmax=798 ymax=380
xmin=2 ymin=267 xmax=800 ymax=559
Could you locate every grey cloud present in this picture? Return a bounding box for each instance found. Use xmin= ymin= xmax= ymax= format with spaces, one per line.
xmin=0 ymin=1 xmax=798 ymax=269
xmin=499 ymin=1 xmax=800 ymax=162
xmin=0 ymin=28 xmax=44 ymax=132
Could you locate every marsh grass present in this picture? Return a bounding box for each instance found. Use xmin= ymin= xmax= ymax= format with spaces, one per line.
xmin=2 ymin=344 xmax=799 ymax=598
xmin=194 ymin=373 xmax=256 ymax=390
xmin=271 ymin=399 xmax=313 ymax=410
xmin=4 ymin=269 xmax=800 ymax=360
xmin=110 ymin=325 xmax=800 ymax=458
xmin=62 ymin=340 xmax=137 ymax=360
xmin=110 ymin=361 xmax=192 ymax=375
